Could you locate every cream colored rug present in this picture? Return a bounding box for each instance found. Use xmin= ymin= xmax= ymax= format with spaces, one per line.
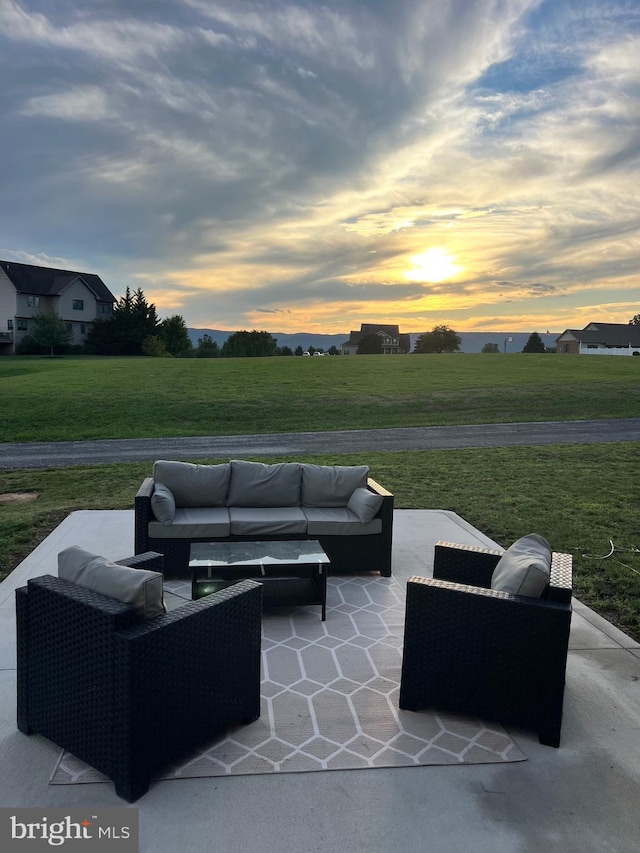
xmin=50 ymin=576 xmax=525 ymax=785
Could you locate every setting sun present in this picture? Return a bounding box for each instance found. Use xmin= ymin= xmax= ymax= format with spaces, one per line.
xmin=404 ymin=248 xmax=462 ymax=283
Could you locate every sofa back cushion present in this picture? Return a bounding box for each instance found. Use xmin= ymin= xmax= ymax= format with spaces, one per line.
xmin=153 ymin=460 xmax=231 ymax=507
xmin=301 ymin=464 xmax=369 ymax=507
xmin=490 ymin=533 xmax=552 ymax=598
xmin=227 ymin=460 xmax=302 ymax=507
xmin=58 ymin=545 xmax=165 ymax=619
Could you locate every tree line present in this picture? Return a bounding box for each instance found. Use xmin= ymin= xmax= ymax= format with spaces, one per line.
xmin=17 ymin=288 xmax=640 ymax=358
xmin=16 ymin=287 xmax=336 ymax=358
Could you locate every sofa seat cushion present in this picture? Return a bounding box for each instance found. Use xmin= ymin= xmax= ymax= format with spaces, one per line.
xmin=58 ymin=545 xmax=165 ymax=619
xmin=227 ymin=460 xmax=302 ymax=507
xmin=490 ymin=533 xmax=552 ymax=597
xmin=149 ymin=507 xmax=231 ymax=539
xmin=303 ymin=507 xmax=383 ymax=536
xmin=229 ymin=506 xmax=307 ymax=536
xmin=153 ymin=460 xmax=230 ymax=507
xmin=301 ymin=464 xmax=369 ymax=507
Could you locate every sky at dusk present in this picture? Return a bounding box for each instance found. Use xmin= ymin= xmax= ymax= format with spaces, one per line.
xmin=1 ymin=0 xmax=639 ymax=334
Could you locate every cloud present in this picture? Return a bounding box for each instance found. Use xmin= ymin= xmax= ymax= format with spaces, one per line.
xmin=0 ymin=0 xmax=639 ymax=333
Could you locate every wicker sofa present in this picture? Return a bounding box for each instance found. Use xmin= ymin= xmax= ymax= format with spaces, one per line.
xmin=135 ymin=459 xmax=394 ymax=577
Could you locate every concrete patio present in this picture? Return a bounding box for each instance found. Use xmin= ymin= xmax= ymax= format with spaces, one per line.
xmin=1 ymin=508 xmax=639 ymax=852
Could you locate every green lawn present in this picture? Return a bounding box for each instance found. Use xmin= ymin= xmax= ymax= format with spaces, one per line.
xmin=1 ymin=353 xmax=639 ymax=440
xmin=1 ymin=354 xmax=639 ymax=641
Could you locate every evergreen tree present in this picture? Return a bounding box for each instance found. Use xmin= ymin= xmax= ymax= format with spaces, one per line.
xmin=522 ymin=332 xmax=546 ymax=353
xmin=195 ymin=334 xmax=220 ymax=358
xmin=160 ymin=315 xmax=192 ymax=357
xmin=86 ymin=286 xmax=159 ymax=355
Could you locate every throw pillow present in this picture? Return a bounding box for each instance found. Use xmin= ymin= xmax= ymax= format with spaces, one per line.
xmin=58 ymin=545 xmax=165 ymax=619
xmin=347 ymin=487 xmax=383 ymax=523
xmin=490 ymin=533 xmax=552 ymax=598
xmin=151 ymin=482 xmax=176 ymax=525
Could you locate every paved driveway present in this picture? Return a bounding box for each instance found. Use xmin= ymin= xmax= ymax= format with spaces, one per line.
xmin=1 ymin=418 xmax=638 ymax=469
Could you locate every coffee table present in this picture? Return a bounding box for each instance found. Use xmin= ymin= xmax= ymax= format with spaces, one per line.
xmin=190 ymin=540 xmax=330 ymax=620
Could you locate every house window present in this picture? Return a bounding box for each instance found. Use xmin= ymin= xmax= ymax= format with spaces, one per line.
xmin=97 ymin=303 xmax=110 ymax=314
xmin=80 ymin=324 xmax=86 ymax=334
xmin=72 ymin=299 xmax=84 ymax=310
xmin=66 ymin=323 xmax=72 ymax=332
xmin=17 ymin=319 xmax=28 ymax=331
xmin=7 ymin=320 xmax=13 ymax=330
xmin=27 ymin=296 xmax=40 ymax=308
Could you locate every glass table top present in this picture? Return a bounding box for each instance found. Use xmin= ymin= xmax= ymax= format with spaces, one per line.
xmin=189 ymin=540 xmax=330 ymax=567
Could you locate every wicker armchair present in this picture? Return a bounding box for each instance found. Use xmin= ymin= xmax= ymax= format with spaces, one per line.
xmin=399 ymin=541 xmax=573 ymax=747
xmin=16 ymin=552 xmax=262 ymax=802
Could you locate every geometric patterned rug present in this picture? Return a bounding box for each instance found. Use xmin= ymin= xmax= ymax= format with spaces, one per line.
xmin=50 ymin=576 xmax=525 ymax=786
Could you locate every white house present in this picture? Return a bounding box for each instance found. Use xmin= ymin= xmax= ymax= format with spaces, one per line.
xmin=0 ymin=260 xmax=116 ymax=354
xmin=556 ymin=322 xmax=640 ymax=356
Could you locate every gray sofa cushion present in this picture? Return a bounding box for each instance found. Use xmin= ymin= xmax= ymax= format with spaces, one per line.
xmin=491 ymin=533 xmax=552 ymax=598
xmin=58 ymin=545 xmax=165 ymax=619
xmin=227 ymin=460 xmax=302 ymax=507
xmin=149 ymin=507 xmax=231 ymax=539
xmin=151 ymin=482 xmax=176 ymax=525
xmin=153 ymin=460 xmax=230 ymax=507
xmin=347 ymin=487 xmax=383 ymax=523
xmin=303 ymin=507 xmax=383 ymax=536
xmin=229 ymin=506 xmax=307 ymax=536
xmin=301 ymin=464 xmax=369 ymax=507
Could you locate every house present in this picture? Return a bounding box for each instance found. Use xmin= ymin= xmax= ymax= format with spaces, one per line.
xmin=340 ymin=323 xmax=411 ymax=355
xmin=0 ymin=260 xmax=116 ymax=354
xmin=556 ymin=322 xmax=640 ymax=356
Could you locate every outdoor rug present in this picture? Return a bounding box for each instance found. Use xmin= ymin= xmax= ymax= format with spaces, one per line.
xmin=50 ymin=575 xmax=525 ymax=786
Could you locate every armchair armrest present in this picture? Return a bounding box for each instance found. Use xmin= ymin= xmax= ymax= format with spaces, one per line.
xmin=433 ymin=541 xmax=502 ymax=587
xmin=116 ymin=551 xmax=164 ymax=573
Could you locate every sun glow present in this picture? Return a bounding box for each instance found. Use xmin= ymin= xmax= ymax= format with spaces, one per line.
xmin=404 ymin=248 xmax=462 ymax=283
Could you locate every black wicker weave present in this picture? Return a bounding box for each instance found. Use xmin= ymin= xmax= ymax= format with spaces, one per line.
xmin=134 ymin=476 xmax=394 ymax=578
xmin=399 ymin=541 xmax=573 ymax=747
xmin=16 ymin=552 xmax=262 ymax=802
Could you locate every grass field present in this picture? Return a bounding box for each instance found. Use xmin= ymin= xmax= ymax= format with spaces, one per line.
xmin=1 ymin=354 xmax=639 ymax=640
xmin=1 ymin=353 xmax=639 ymax=440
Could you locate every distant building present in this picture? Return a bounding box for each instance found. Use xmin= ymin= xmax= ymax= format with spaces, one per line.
xmin=556 ymin=322 xmax=640 ymax=356
xmin=0 ymin=260 xmax=116 ymax=354
xmin=340 ymin=323 xmax=411 ymax=355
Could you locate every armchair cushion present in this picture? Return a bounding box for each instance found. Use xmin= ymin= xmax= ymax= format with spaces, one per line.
xmin=58 ymin=546 xmax=165 ymax=619
xmin=347 ymin=487 xmax=383 ymax=522
xmin=490 ymin=533 xmax=552 ymax=598
xmin=151 ymin=482 xmax=176 ymax=524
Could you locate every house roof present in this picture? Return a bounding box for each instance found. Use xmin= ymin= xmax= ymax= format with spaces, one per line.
xmin=558 ymin=322 xmax=640 ymax=347
xmin=0 ymin=260 xmax=116 ymax=303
